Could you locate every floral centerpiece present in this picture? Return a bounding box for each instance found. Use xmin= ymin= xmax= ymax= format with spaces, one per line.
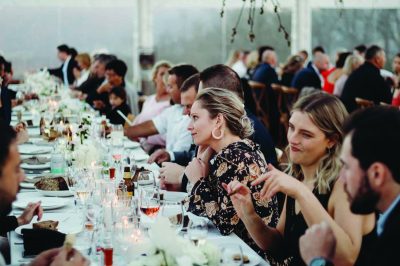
xmin=24 ymin=69 xmax=59 ymax=96
xmin=129 ymin=217 xmax=220 ymax=266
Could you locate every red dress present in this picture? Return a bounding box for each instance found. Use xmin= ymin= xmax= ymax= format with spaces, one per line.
xmin=322 ymin=67 xmax=335 ymax=94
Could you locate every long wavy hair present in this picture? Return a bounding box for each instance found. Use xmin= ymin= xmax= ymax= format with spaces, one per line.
xmin=285 ymin=93 xmax=348 ymax=194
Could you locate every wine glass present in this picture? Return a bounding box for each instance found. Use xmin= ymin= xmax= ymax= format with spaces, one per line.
xmin=139 ymin=187 xmax=160 ymax=220
xmin=188 ymin=219 xmax=208 ymax=246
xmin=160 ymin=201 xmax=184 ymax=233
xmin=137 ymin=170 xmax=155 ymax=191
xmin=220 ymin=243 xmax=244 ymax=266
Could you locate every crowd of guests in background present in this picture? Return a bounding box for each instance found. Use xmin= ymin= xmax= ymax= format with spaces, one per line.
xmin=0 ymin=41 xmax=399 ymax=266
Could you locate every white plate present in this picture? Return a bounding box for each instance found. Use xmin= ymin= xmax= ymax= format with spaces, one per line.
xmin=21 ymin=162 xmax=51 ymax=170
xmin=18 ymin=145 xmax=52 ymax=155
xmin=15 ymin=216 xmax=82 ymax=235
xmin=162 ymin=191 xmax=188 ymax=202
xmin=35 ymin=188 xmax=73 ymax=197
xmin=20 ymin=182 xmax=35 ymax=189
xmin=134 ymin=154 xmax=149 ymax=162
xmin=13 ymin=197 xmax=69 ymax=210
xmin=27 ymin=127 xmax=40 ymax=136
xmin=124 ymin=141 xmax=140 ymax=149
xmin=11 ymin=115 xmax=32 ymax=121
xmin=29 ymin=138 xmax=52 ymax=146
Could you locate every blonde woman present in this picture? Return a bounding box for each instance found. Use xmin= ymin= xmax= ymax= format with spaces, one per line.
xmin=226 ymin=93 xmax=376 ymax=265
xmin=185 ymin=88 xmax=279 ymax=254
xmin=133 ymin=60 xmax=171 ymax=152
xmin=334 ymin=55 xmax=364 ymax=97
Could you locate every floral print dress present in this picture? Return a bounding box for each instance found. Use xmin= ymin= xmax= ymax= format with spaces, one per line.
xmin=187 ymin=139 xmax=279 ymax=255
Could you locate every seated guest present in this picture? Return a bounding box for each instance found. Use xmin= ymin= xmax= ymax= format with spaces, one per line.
xmin=159 ymin=65 xmax=278 ymax=193
xmin=333 ymin=55 xmax=364 ymax=97
xmin=341 ymin=45 xmax=392 ymax=112
xmin=300 ymin=106 xmax=400 ymax=266
xmin=0 ymin=57 xmax=12 ymax=125
xmin=0 ymin=120 xmax=88 ymax=266
xmin=80 ymin=54 xmax=115 ymax=103
xmin=391 ymin=53 xmax=400 ymax=106
xmin=280 ymin=54 xmax=304 ymax=87
xmin=186 ymin=88 xmax=279 ymax=254
xmin=94 ymin=59 xmax=139 ymax=115
xmin=72 ymin=53 xmax=91 ymax=88
xmin=225 ymin=94 xmax=375 ymax=265
xmin=106 ymin=86 xmax=131 ymax=126
xmin=133 ymin=61 xmax=171 ymax=152
xmin=292 ymin=52 xmax=330 ymax=91
xmin=124 ymin=64 xmax=198 ymax=158
xmin=48 ymin=44 xmax=77 ymax=86
xmin=324 ymin=51 xmax=352 ymax=94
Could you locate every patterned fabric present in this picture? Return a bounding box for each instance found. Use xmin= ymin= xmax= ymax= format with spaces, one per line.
xmin=187 ymin=139 xmax=279 ymax=254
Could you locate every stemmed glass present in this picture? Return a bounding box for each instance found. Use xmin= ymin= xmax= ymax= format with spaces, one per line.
xmin=160 ymin=201 xmax=184 ymax=233
xmin=139 ymin=187 xmax=161 ymax=221
xmin=220 ymin=244 xmax=244 ymax=266
xmin=188 ymin=219 xmax=208 ymax=246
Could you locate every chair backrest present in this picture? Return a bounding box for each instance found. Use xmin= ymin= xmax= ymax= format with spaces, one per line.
xmin=248 ymin=80 xmax=266 ymax=90
xmin=355 ymin=97 xmax=374 ymax=109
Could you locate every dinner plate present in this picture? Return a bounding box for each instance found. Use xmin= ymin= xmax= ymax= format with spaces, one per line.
xmin=20 ymin=182 xmax=35 ymax=189
xmin=27 ymin=127 xmax=40 ymax=137
xmin=162 ymin=191 xmax=188 ymax=202
xmin=124 ymin=141 xmax=140 ymax=149
xmin=134 ymin=153 xmax=149 ymax=162
xmin=13 ymin=197 xmax=69 ymax=210
xmin=35 ymin=188 xmax=73 ymax=197
xmin=18 ymin=145 xmax=52 ymax=155
xmin=214 ymin=240 xmax=261 ymax=266
xmin=15 ymin=216 xmax=82 ymax=235
xmin=21 ymin=162 xmax=51 ymax=170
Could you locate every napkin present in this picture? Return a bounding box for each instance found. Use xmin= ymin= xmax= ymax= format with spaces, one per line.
xmin=22 ymin=228 xmax=66 ymax=256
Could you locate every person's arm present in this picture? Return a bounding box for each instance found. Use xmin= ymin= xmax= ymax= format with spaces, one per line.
xmin=226 ymin=181 xmax=285 ymax=253
xmin=0 ymin=216 xmax=19 ymax=235
xmin=299 ymin=222 xmax=336 ymax=266
xmin=254 ymin=165 xmax=366 ymax=265
xmin=124 ymin=120 xmax=158 ymax=140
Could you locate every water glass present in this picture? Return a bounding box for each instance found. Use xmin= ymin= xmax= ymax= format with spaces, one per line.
xmin=220 ymin=243 xmax=243 ymax=266
xmin=160 ymin=201 xmax=184 ymax=233
xmin=188 ymin=219 xmax=208 ymax=246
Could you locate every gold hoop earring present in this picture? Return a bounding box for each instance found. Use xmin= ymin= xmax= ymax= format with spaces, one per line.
xmin=212 ymin=128 xmax=224 ymax=140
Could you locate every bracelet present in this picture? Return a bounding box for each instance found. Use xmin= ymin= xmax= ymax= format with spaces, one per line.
xmin=309 ymin=257 xmax=334 ymax=266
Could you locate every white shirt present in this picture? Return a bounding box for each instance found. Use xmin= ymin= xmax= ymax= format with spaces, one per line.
xmin=62 ymin=56 xmax=71 ymax=87
xmin=124 ymin=80 xmax=139 ymax=116
xmin=152 ymin=105 xmax=192 ymax=155
xmin=231 ymin=60 xmax=247 ymax=78
xmin=75 ymin=69 xmax=90 ymax=87
xmin=377 ymin=195 xmax=400 ymax=236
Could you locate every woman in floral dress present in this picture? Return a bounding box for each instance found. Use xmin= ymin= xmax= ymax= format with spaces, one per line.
xmin=185 ymin=87 xmax=279 ymax=254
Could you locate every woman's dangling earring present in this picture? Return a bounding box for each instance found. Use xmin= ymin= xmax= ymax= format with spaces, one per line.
xmin=212 ymin=127 xmax=224 ymax=140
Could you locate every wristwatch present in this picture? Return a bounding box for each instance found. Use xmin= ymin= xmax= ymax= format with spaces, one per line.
xmin=309 ymin=257 xmax=334 ymax=266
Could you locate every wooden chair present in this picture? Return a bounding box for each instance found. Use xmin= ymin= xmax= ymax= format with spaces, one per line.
xmin=355 ymin=97 xmax=374 ymax=109
xmin=271 ymin=83 xmax=299 ymax=147
xmin=248 ymin=80 xmax=270 ymax=128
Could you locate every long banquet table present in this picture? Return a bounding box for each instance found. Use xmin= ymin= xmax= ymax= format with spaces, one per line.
xmin=8 ymin=102 xmax=270 ymax=266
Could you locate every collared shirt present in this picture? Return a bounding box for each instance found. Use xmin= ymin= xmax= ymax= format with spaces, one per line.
xmin=377 ymin=195 xmax=400 ymax=236
xmin=311 ymin=63 xmax=324 ymax=87
xmin=62 ymin=56 xmax=71 ymax=87
xmin=152 ymin=104 xmax=192 ymax=156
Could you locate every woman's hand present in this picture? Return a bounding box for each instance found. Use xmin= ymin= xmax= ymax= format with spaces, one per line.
xmin=222 ymin=180 xmax=256 ymax=219
xmin=184 ymin=158 xmax=208 ymax=184
xmin=251 ymin=163 xmax=304 ymax=200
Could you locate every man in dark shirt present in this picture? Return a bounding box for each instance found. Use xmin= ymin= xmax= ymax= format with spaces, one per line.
xmin=291 ymin=52 xmax=329 ymax=91
xmin=341 ymin=45 xmax=392 ymax=112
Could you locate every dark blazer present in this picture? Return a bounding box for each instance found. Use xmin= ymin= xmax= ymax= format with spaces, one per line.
xmin=106 ymin=103 xmax=131 ymax=125
xmin=0 ymin=86 xmax=12 ymax=125
xmin=372 ymin=199 xmax=400 ymax=265
xmin=0 ymin=216 xmax=18 ymax=236
xmin=291 ymin=64 xmax=322 ymax=91
xmin=251 ymin=63 xmax=280 ymax=142
xmin=48 ymin=57 xmax=77 ymax=85
xmin=341 ymin=62 xmax=392 ymax=112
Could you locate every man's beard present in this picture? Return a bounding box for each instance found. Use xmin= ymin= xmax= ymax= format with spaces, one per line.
xmin=348 ymin=173 xmax=380 ymax=215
